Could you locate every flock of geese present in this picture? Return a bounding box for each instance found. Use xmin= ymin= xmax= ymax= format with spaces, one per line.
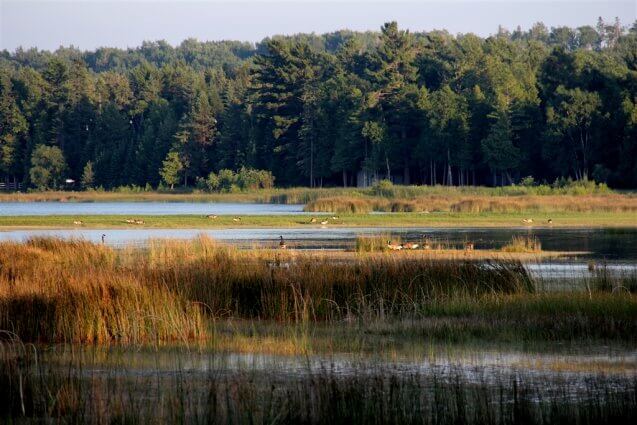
xmin=523 ymin=218 xmax=553 ymax=225
xmin=71 ymin=214 xmax=554 ymax=250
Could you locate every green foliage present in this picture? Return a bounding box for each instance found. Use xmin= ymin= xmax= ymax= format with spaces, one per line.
xmin=1 ymin=19 xmax=636 ymax=189
xmin=204 ymin=168 xmax=275 ymax=192
xmin=520 ymin=176 xmax=535 ymax=186
xmin=370 ymin=179 xmax=395 ymax=197
xmin=29 ymin=145 xmax=67 ymax=190
xmin=81 ymin=161 xmax=95 ymax=189
xmin=160 ymin=151 xmax=183 ymax=189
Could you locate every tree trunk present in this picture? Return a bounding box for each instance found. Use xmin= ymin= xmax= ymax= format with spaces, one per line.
xmin=342 ymin=170 xmax=347 ymax=188
xmin=446 ymin=149 xmax=453 ymax=186
xmin=433 ymin=161 xmax=437 ymax=185
xmin=403 ymin=165 xmax=410 ymax=185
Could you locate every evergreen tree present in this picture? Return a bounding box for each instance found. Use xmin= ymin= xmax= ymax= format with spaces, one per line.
xmin=160 ymin=150 xmax=183 ymax=189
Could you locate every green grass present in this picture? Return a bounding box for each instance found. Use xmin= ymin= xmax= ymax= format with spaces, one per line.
xmin=1 ymin=211 xmax=637 ymax=229
xmin=0 ymin=182 xmax=626 ymax=203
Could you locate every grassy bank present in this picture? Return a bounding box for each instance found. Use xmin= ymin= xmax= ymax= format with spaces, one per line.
xmin=0 ymin=183 xmax=628 ymax=203
xmin=1 ymin=237 xmax=635 ymax=345
xmin=2 ymin=211 xmax=637 ymax=229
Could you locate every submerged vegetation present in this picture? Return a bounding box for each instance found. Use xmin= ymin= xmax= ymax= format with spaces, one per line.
xmin=1 ymin=339 xmax=635 ymax=424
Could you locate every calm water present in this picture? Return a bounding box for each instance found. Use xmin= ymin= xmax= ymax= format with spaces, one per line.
xmin=1 ymin=226 xmax=636 ymax=260
xmin=37 ymin=342 xmax=637 ymax=402
xmin=0 ymin=201 xmax=305 ymax=215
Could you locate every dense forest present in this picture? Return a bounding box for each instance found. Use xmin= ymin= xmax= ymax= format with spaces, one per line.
xmin=1 ymin=19 xmax=637 ymax=190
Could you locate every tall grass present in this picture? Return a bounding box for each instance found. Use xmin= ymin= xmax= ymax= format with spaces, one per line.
xmin=2 ymin=237 xmax=636 ymax=343
xmin=501 ymin=235 xmax=542 ymax=253
xmin=305 ymin=194 xmax=637 ymax=213
xmin=1 ymin=341 xmax=635 ymax=424
xmin=0 ymin=238 xmax=204 ymax=343
xmin=355 ymin=234 xmax=395 ymax=252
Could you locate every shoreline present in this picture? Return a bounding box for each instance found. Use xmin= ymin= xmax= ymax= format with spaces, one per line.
xmin=1 ymin=212 xmax=636 ymax=229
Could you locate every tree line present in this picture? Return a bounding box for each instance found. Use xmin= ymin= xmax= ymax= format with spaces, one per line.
xmin=1 ymin=18 xmax=636 ymax=190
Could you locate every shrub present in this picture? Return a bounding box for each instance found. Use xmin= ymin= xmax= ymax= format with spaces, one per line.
xmin=202 ymin=168 xmax=275 ymax=192
xmin=370 ymin=179 xmax=395 ymax=197
xmin=520 ymin=176 xmax=535 ymax=187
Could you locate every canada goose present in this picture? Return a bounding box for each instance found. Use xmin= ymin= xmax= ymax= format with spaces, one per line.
xmin=320 ymin=220 xmax=329 ymax=225
xmin=278 ymin=235 xmax=287 ymax=249
xmin=73 ymin=220 xmax=83 ymax=226
xmin=125 ymin=219 xmax=135 ymax=224
xmin=309 ymin=217 xmax=317 ymax=223
xmin=232 ymin=217 xmax=241 ymax=222
xmin=134 ymin=220 xmax=144 ymax=225
xmin=547 ymin=218 xmax=553 ymax=224
xmin=522 ymin=218 xmax=534 ymax=224
xmin=101 ymin=234 xmax=106 ymax=244
xmin=403 ymin=242 xmax=419 ymax=250
xmin=207 ymin=214 xmax=218 ymax=219
xmin=387 ymin=240 xmax=403 ymax=251
xmin=331 ymin=216 xmax=339 ymax=220
xmin=464 ymin=242 xmax=474 ymax=252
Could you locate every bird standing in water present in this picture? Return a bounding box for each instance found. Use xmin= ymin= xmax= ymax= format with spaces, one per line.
xmin=101 ymin=234 xmax=106 ymax=244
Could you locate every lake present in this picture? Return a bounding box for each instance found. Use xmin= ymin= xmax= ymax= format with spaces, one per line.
xmin=0 ymin=201 xmax=305 ymax=215
xmin=1 ymin=226 xmax=636 ymax=260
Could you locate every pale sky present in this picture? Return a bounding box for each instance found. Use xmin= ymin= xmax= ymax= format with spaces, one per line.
xmin=1 ymin=0 xmax=635 ymax=51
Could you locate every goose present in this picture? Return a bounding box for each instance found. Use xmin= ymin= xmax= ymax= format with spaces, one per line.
xmin=464 ymin=241 xmax=474 ymax=252
xmin=101 ymin=234 xmax=106 ymax=244
xmin=320 ymin=220 xmax=329 ymax=225
xmin=522 ymin=218 xmax=534 ymax=224
xmin=309 ymin=217 xmax=317 ymax=223
xmin=387 ymin=240 xmax=403 ymax=251
xmin=278 ymin=235 xmax=287 ymax=249
xmin=134 ymin=220 xmax=145 ymax=225
xmin=207 ymin=214 xmax=218 ymax=219
xmin=547 ymin=218 xmax=553 ymax=225
xmin=403 ymin=242 xmax=419 ymax=250
xmin=125 ymin=219 xmax=135 ymax=224
xmin=232 ymin=217 xmax=241 ymax=222
xmin=331 ymin=216 xmax=339 ymax=220
xmin=422 ymin=235 xmax=432 ymax=250
xmin=73 ymin=220 xmax=83 ymax=226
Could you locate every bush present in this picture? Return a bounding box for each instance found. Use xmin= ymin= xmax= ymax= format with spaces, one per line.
xmin=370 ymin=179 xmax=395 ymax=197
xmin=203 ymin=168 xmax=275 ymax=192
xmin=520 ymin=176 xmax=535 ymax=187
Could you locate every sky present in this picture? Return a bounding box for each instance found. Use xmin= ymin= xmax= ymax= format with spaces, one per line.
xmin=1 ymin=0 xmax=635 ymax=51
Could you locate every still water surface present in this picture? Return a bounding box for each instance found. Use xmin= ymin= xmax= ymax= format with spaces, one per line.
xmin=0 ymin=201 xmax=305 ymax=215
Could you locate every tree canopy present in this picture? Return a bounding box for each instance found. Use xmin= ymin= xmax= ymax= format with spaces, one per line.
xmin=1 ymin=19 xmax=637 ymax=189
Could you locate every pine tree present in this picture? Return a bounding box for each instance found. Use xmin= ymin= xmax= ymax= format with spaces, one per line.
xmin=160 ymin=151 xmax=183 ymax=189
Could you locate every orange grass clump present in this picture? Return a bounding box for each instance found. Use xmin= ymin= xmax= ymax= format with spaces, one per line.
xmin=0 ymin=238 xmax=205 ymax=344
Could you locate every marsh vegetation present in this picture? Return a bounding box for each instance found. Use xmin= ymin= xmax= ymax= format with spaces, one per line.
xmin=0 ymin=236 xmax=635 ymax=423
